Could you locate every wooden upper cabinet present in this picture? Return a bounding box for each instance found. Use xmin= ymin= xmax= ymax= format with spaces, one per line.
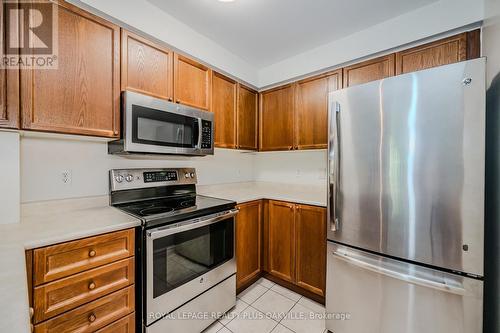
xmin=0 ymin=1 xmax=19 ymax=129
xmin=395 ymin=31 xmax=480 ymax=75
xmin=174 ymin=54 xmax=212 ymax=110
xmin=212 ymin=72 xmax=237 ymax=148
xmin=295 ymin=205 xmax=326 ymax=296
xmin=121 ymin=29 xmax=173 ymax=101
xmin=294 ymin=70 xmax=342 ymax=150
xmin=236 ymin=201 xmax=262 ymax=290
xmin=259 ymin=85 xmax=294 ymax=151
xmin=343 ymin=54 xmax=395 ymax=87
xmin=237 ymin=84 xmax=258 ymax=150
xmin=268 ymin=200 xmax=295 ymax=283
xmin=20 ymin=1 xmax=120 ymax=138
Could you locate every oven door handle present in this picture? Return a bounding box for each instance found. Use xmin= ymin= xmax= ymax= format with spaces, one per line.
xmin=146 ymin=208 xmax=239 ymax=240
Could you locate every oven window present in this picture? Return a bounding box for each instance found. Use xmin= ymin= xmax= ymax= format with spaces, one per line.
xmin=152 ymin=218 xmax=234 ymax=298
xmin=132 ymin=105 xmax=198 ymax=148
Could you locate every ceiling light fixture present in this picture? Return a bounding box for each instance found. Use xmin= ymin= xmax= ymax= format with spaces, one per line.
xmin=218 ymin=0 xmax=235 ymax=2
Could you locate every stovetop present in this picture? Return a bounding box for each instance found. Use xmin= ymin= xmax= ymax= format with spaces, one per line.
xmin=114 ymin=194 xmax=236 ymax=227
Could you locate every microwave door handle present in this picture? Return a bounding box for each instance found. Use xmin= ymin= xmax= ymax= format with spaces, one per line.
xmin=196 ymin=118 xmax=203 ymax=149
xmin=146 ymin=209 xmax=239 ymax=240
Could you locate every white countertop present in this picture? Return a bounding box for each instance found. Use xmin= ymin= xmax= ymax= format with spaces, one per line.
xmin=0 ymin=181 xmax=325 ymax=332
xmin=198 ymin=181 xmax=327 ymax=207
xmin=0 ymin=196 xmax=141 ymax=333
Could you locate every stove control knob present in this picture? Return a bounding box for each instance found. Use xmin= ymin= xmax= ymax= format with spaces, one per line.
xmin=115 ymin=175 xmax=124 ymax=183
xmin=190 ymin=172 xmax=195 ymax=178
xmin=125 ymin=174 xmax=134 ymax=182
xmin=185 ymin=173 xmax=191 ymax=178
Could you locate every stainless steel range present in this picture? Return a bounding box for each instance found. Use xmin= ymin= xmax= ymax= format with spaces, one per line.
xmin=110 ymin=168 xmax=237 ymax=333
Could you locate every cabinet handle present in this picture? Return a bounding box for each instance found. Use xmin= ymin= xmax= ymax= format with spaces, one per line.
xmin=176 ymin=99 xmax=181 ymax=103
xmin=88 ymin=250 xmax=96 ymax=258
xmin=168 ymin=97 xmax=173 ymax=102
xmin=30 ymin=324 xmax=34 ymax=333
xmin=88 ymin=313 xmax=96 ymax=323
xmin=88 ymin=281 xmax=96 ymax=290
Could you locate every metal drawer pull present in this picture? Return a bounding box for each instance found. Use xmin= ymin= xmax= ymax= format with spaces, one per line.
xmin=88 ymin=250 xmax=96 ymax=258
xmin=88 ymin=313 xmax=96 ymax=323
xmin=88 ymin=281 xmax=96 ymax=290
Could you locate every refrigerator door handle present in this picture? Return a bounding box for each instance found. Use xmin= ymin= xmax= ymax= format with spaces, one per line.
xmin=330 ymin=249 xmax=467 ymax=295
xmin=328 ymin=102 xmax=340 ymax=231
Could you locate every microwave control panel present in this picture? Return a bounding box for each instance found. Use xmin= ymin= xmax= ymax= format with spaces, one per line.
xmin=201 ymin=120 xmax=212 ymax=149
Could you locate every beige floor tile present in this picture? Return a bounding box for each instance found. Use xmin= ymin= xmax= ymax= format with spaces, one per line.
xmin=297 ymin=296 xmax=325 ymax=313
xmin=270 ymin=284 xmax=302 ymax=302
xmin=202 ymin=320 xmax=224 ymax=333
xmin=271 ymin=324 xmax=295 ymax=333
xmin=226 ymin=306 xmax=279 ymax=333
xmin=281 ymin=303 xmax=326 ymax=333
xmin=256 ymin=277 xmax=276 ymax=288
xmin=219 ymin=298 xmax=250 ymax=325
xmin=238 ymin=283 xmax=268 ymax=304
xmin=252 ymin=290 xmax=296 ymax=321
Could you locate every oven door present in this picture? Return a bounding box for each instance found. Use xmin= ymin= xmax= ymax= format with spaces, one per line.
xmin=124 ymin=90 xmax=214 ymax=156
xmin=145 ymin=209 xmax=237 ymax=326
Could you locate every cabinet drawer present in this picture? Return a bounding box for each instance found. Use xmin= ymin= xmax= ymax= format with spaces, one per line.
xmin=34 ymin=286 xmax=135 ymax=333
xmin=95 ymin=313 xmax=135 ymax=333
xmin=34 ymin=258 xmax=135 ymax=323
xmin=34 ymin=229 xmax=135 ymax=285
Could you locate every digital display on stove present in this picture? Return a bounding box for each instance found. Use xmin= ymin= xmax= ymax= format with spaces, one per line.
xmin=143 ymin=171 xmax=178 ymax=183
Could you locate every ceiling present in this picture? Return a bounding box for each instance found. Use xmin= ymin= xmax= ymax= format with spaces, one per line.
xmin=147 ymin=0 xmax=437 ymax=68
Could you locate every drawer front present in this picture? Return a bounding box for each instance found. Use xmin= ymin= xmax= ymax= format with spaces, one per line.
xmin=34 ymin=286 xmax=135 ymax=333
xmin=96 ymin=313 xmax=135 ymax=333
xmin=34 ymin=258 xmax=135 ymax=323
xmin=34 ymin=229 xmax=135 ymax=285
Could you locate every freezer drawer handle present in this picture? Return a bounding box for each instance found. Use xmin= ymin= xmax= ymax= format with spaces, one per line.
xmin=331 ymin=250 xmax=466 ymax=295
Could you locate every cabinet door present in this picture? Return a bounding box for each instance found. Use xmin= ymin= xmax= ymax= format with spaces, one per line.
xmin=294 ymin=70 xmax=342 ymax=150
xmin=121 ymin=29 xmax=173 ymax=101
xmin=212 ymin=72 xmax=237 ymax=148
xmin=20 ymin=1 xmax=120 ymax=137
xmin=0 ymin=1 xmax=19 ymax=129
xmin=343 ymin=54 xmax=395 ymax=87
xmin=259 ymin=85 xmax=294 ymax=151
xmin=237 ymin=84 xmax=258 ymax=150
xmin=173 ymin=54 xmax=212 ymax=110
xmin=236 ymin=201 xmax=262 ymax=289
xmin=395 ymin=32 xmax=476 ymax=75
xmin=295 ymin=205 xmax=326 ymax=296
xmin=268 ymin=200 xmax=295 ymax=282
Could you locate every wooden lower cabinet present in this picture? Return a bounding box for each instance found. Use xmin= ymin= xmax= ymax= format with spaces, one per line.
xmin=265 ymin=200 xmax=326 ymax=297
xmin=295 ymin=205 xmax=326 ymax=296
xmin=267 ymin=200 xmax=296 ymax=283
xmin=28 ymin=229 xmax=136 ymax=333
xmin=236 ymin=201 xmax=262 ymax=290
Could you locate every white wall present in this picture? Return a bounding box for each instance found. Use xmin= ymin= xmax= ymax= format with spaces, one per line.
xmin=254 ymin=150 xmax=327 ymax=186
xmin=258 ymin=0 xmax=485 ymax=87
xmin=71 ymin=0 xmax=259 ymax=87
xmin=0 ymin=131 xmax=20 ymax=224
xmin=20 ymin=135 xmax=255 ymax=202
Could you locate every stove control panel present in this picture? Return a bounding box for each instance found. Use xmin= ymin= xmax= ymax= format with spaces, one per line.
xmin=110 ymin=168 xmax=197 ymax=191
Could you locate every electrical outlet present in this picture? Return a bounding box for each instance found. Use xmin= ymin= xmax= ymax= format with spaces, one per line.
xmin=296 ymin=169 xmax=301 ymax=177
xmin=61 ymin=170 xmax=72 ymax=185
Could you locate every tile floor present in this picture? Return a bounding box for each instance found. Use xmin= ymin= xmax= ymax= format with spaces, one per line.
xmin=203 ymin=278 xmax=327 ymax=333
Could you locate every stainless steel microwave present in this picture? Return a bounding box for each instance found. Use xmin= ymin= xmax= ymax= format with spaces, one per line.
xmin=109 ymin=91 xmax=214 ymax=156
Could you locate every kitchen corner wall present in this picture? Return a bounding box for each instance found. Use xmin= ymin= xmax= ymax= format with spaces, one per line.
xmin=0 ymin=131 xmax=20 ymax=224
xmin=20 ymin=135 xmax=327 ymax=203
xmin=20 ymin=136 xmax=255 ymax=203
xmin=254 ymin=150 xmax=327 ymax=186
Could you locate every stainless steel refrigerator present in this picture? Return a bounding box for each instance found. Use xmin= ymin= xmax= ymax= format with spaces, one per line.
xmin=326 ymin=58 xmax=486 ymax=333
